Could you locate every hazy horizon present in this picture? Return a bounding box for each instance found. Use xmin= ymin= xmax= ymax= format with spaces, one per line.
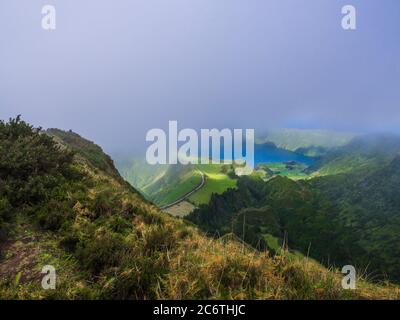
xmin=1 ymin=0 xmax=399 ymax=154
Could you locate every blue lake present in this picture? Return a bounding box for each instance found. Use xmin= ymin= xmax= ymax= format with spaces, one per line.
xmin=254 ymin=143 xmax=315 ymax=166
xmin=216 ymin=142 xmax=315 ymax=167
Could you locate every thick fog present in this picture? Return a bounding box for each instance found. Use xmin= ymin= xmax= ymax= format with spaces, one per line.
xmin=1 ymin=0 xmax=399 ymax=154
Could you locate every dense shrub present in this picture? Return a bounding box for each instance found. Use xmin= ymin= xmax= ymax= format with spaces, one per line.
xmin=36 ymin=199 xmax=74 ymax=231
xmin=0 ymin=196 xmax=12 ymax=242
xmin=0 ymin=196 xmax=12 ymax=223
xmin=120 ymin=202 xmax=136 ymax=218
xmin=91 ymin=191 xmax=121 ymax=218
xmin=139 ymin=224 xmax=176 ymax=254
xmin=107 ymin=215 xmax=132 ymax=234
xmin=0 ymin=117 xmax=75 ymax=206
xmin=76 ymin=231 xmax=127 ymax=274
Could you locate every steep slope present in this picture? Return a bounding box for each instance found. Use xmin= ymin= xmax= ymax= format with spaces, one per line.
xmin=47 ymin=128 xmax=123 ymax=183
xmin=143 ymin=164 xmax=202 ymax=207
xmin=0 ymin=117 xmax=398 ymax=299
xmin=114 ymin=156 xmax=167 ymax=192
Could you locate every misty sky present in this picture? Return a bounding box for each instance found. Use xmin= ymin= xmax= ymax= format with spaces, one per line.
xmin=1 ymin=0 xmax=399 ymax=154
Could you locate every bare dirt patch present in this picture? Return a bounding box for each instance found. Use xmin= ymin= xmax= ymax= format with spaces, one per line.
xmin=0 ymin=237 xmax=42 ymax=284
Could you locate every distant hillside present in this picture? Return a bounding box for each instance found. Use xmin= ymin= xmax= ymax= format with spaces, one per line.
xmin=188 ymin=134 xmax=400 ymax=283
xmin=309 ymin=134 xmax=400 ymax=176
xmin=188 ymin=176 xmax=349 ymax=265
xmin=115 ymin=158 xmax=237 ymax=208
xmin=114 ymin=159 xmax=202 ymax=207
xmin=257 ymin=129 xmax=356 ymax=156
xmin=114 ymin=156 xmax=167 ymax=191
xmin=115 ymin=141 xmax=316 ymax=209
xmin=143 ymin=164 xmax=202 ymax=207
xmin=310 ymin=153 xmax=400 ymax=280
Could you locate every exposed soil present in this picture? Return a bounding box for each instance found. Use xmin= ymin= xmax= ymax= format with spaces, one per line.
xmin=0 ymin=236 xmax=42 ymax=285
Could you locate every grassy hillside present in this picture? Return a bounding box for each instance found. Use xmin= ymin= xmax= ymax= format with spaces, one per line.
xmin=1 ymin=117 xmax=397 ymax=300
xmin=145 ymin=165 xmax=202 ymax=207
xmin=114 ymin=156 xmax=167 ymax=191
xmin=187 ymin=164 xmax=237 ymax=206
xmin=117 ymin=159 xmax=237 ymax=207
xmin=115 ymin=160 xmax=202 ymax=207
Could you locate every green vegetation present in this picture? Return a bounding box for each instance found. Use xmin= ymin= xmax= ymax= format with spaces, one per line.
xmin=256 ymin=129 xmax=356 ymax=156
xmin=47 ymin=128 xmax=123 ymax=182
xmin=143 ymin=165 xmax=202 ymax=207
xmin=187 ymin=176 xmax=344 ymax=263
xmin=1 ymin=117 xmax=397 ymax=300
xmin=310 ymin=153 xmax=400 ymax=281
xmin=117 ymin=160 xmax=237 ymax=207
xmin=260 ymin=162 xmax=309 ymax=180
xmin=188 ymin=164 xmax=237 ymax=206
xmin=309 ymin=134 xmax=400 ymax=176
xmin=115 ymin=156 xmax=167 ymax=192
xmin=187 ymin=133 xmax=400 ymax=284
xmin=0 ymin=116 xmax=82 ymax=240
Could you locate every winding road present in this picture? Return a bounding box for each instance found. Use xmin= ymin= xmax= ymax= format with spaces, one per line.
xmin=160 ymin=171 xmax=205 ymax=210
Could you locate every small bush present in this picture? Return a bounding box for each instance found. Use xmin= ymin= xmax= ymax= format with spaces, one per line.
xmin=134 ymin=211 xmax=164 ymax=226
xmin=36 ymin=200 xmax=74 ymax=231
xmin=107 ymin=215 xmax=132 ymax=234
xmin=120 ymin=202 xmax=136 ymax=218
xmin=140 ymin=225 xmax=176 ymax=254
xmin=0 ymin=196 xmax=12 ymax=241
xmin=0 ymin=196 xmax=12 ymax=222
xmin=101 ymin=268 xmax=142 ymax=299
xmin=91 ymin=191 xmax=122 ymax=218
xmin=76 ymin=231 xmax=127 ymax=274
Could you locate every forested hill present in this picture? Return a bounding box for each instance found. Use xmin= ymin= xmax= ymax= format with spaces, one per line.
xmin=0 ymin=116 xmax=398 ymax=299
xmin=309 ymin=134 xmax=400 ymax=175
xmin=188 ymin=134 xmax=400 ymax=283
xmin=256 ymin=129 xmax=356 ymax=156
